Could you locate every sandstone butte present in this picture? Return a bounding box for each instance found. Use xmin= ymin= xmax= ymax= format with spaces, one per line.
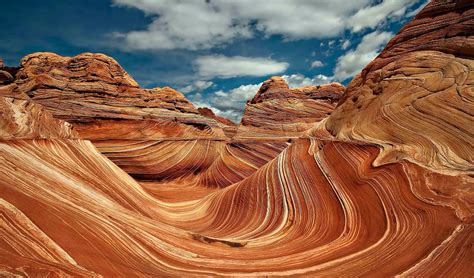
xmin=0 ymin=0 xmax=473 ymax=276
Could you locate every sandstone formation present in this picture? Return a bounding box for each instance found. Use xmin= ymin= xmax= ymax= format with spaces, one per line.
xmin=0 ymin=86 xmax=76 ymax=139
xmin=198 ymin=107 xmax=236 ymax=127
xmin=198 ymin=107 xmax=237 ymax=137
xmin=313 ymin=0 xmax=474 ymax=175
xmin=237 ymin=76 xmax=345 ymax=139
xmin=14 ymin=52 xmax=229 ymax=139
xmin=0 ymin=58 xmax=17 ymax=85
xmin=0 ymin=0 xmax=473 ymax=276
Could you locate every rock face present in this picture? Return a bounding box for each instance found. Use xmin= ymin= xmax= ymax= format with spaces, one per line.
xmin=0 ymin=58 xmax=17 ymax=85
xmin=0 ymin=1 xmax=473 ymax=277
xmin=237 ymin=76 xmax=345 ymax=139
xmin=8 ymin=52 xmax=245 ymax=182
xmin=198 ymin=107 xmax=237 ymax=137
xmin=15 ymin=52 xmax=228 ymax=139
xmin=316 ymin=0 xmax=474 ymax=175
xmin=198 ymin=107 xmax=236 ymax=126
xmin=0 ymin=85 xmax=76 ymax=139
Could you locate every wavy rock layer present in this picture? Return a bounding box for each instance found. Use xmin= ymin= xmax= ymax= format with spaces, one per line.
xmin=237 ymin=77 xmax=344 ymax=139
xmin=0 ymin=138 xmax=472 ymax=276
xmin=0 ymin=86 xmax=76 ymax=139
xmin=14 ymin=52 xmax=230 ymax=139
xmin=316 ymin=0 xmax=474 ymax=175
xmin=0 ymin=0 xmax=473 ymax=276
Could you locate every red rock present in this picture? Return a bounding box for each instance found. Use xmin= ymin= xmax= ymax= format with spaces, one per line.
xmin=198 ymin=107 xmax=236 ymax=126
xmin=317 ymin=0 xmax=474 ymax=175
xmin=0 ymin=1 xmax=472 ymax=276
xmin=237 ymin=76 xmax=345 ymax=139
xmin=14 ymin=52 xmax=229 ymax=139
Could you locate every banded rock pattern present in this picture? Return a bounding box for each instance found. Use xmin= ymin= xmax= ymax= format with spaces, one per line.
xmin=237 ymin=76 xmax=344 ymax=139
xmin=15 ymin=52 xmax=229 ymax=139
xmin=315 ymin=0 xmax=474 ymax=175
xmin=198 ymin=107 xmax=237 ymax=138
xmin=0 ymin=0 xmax=473 ymax=276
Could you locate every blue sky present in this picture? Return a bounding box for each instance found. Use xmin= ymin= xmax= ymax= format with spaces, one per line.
xmin=0 ymin=0 xmax=428 ymax=122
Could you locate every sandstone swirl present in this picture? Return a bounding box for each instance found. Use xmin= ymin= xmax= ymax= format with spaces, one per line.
xmin=0 ymin=0 xmax=473 ymax=276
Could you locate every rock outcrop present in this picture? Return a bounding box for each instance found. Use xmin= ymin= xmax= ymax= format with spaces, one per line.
xmin=0 ymin=1 xmax=473 ymax=276
xmin=198 ymin=107 xmax=237 ymax=137
xmin=0 ymin=85 xmax=76 ymax=139
xmin=15 ymin=52 xmax=229 ymax=139
xmin=237 ymin=76 xmax=345 ymax=139
xmin=0 ymin=58 xmax=18 ymax=85
xmin=314 ymin=0 xmax=474 ymax=175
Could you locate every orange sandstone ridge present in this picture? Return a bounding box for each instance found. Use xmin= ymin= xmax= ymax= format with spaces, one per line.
xmin=238 ymin=76 xmax=345 ymax=139
xmin=0 ymin=0 xmax=473 ymax=276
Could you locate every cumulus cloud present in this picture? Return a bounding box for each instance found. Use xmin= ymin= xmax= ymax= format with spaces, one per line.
xmin=283 ymin=74 xmax=330 ymax=88
xmin=333 ymin=31 xmax=393 ymax=81
xmin=310 ymin=60 xmax=324 ymax=68
xmin=341 ymin=40 xmax=351 ymax=50
xmin=190 ymin=83 xmax=261 ymax=122
xmin=348 ymin=0 xmax=417 ymax=32
xmin=178 ymin=80 xmax=213 ymax=94
xmin=194 ymin=55 xmax=289 ymax=79
xmin=109 ymin=0 xmax=423 ymax=51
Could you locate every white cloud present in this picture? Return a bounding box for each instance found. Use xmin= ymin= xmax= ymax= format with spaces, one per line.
xmin=179 ymin=80 xmax=213 ymax=94
xmin=310 ymin=60 xmax=324 ymax=68
xmin=333 ymin=31 xmax=393 ymax=81
xmin=190 ymin=83 xmax=261 ymax=122
xmin=111 ymin=0 xmax=380 ymax=50
xmin=283 ymin=74 xmax=330 ymax=88
xmin=341 ymin=40 xmax=351 ymax=50
xmin=348 ymin=0 xmax=418 ymax=32
xmin=194 ymin=55 xmax=289 ymax=79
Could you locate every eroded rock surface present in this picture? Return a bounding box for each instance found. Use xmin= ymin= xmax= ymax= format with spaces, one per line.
xmin=0 ymin=1 xmax=472 ymax=276
xmin=314 ymin=0 xmax=474 ymax=175
xmin=238 ymin=76 xmax=345 ymax=139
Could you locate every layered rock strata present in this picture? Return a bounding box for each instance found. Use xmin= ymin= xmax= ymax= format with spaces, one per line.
xmin=237 ymin=76 xmax=345 ymax=139
xmin=0 ymin=0 xmax=473 ymax=276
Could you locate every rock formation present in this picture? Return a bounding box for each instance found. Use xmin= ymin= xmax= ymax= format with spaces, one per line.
xmin=314 ymin=0 xmax=474 ymax=175
xmin=0 ymin=85 xmax=76 ymax=139
xmin=237 ymin=76 xmax=345 ymax=139
xmin=198 ymin=107 xmax=237 ymax=137
xmin=0 ymin=0 xmax=473 ymax=276
xmin=0 ymin=58 xmax=18 ymax=85
xmin=14 ymin=52 xmax=229 ymax=139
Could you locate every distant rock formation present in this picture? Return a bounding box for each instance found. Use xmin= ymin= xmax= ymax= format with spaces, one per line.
xmin=0 ymin=58 xmax=18 ymax=85
xmin=14 ymin=52 xmax=229 ymax=139
xmin=198 ymin=107 xmax=237 ymax=137
xmin=237 ymin=76 xmax=345 ymax=139
xmin=198 ymin=107 xmax=236 ymax=126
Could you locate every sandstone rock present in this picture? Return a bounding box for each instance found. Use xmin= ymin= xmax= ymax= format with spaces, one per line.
xmin=314 ymin=0 xmax=474 ymax=176
xmin=0 ymin=1 xmax=472 ymax=276
xmin=198 ymin=107 xmax=236 ymax=127
xmin=14 ymin=52 xmax=229 ymax=139
xmin=237 ymin=76 xmax=345 ymax=139
xmin=0 ymin=58 xmax=15 ymax=85
xmin=0 ymin=85 xmax=76 ymax=139
xmin=198 ymin=107 xmax=237 ymax=137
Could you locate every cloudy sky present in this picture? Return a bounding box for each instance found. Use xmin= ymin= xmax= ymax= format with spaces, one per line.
xmin=1 ymin=0 xmax=428 ymax=122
